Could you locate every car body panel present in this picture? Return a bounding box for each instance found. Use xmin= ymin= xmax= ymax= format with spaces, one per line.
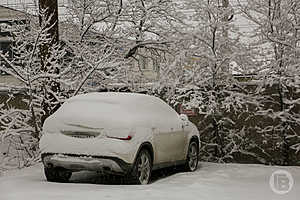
xmin=153 ymin=129 xmax=186 ymax=163
xmin=184 ymin=121 xmax=201 ymax=157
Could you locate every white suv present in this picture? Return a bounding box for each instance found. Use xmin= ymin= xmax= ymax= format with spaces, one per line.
xmin=40 ymin=92 xmax=200 ymax=184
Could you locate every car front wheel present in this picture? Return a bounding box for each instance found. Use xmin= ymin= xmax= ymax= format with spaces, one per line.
xmin=131 ymin=149 xmax=152 ymax=185
xmin=44 ymin=167 xmax=72 ymax=183
xmin=185 ymin=141 xmax=199 ymax=172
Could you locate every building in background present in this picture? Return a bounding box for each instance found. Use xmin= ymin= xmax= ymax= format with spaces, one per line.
xmin=0 ymin=5 xmax=29 ymax=74
xmin=0 ymin=0 xmax=68 ymax=72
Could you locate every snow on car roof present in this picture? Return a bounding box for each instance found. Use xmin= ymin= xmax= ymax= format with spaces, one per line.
xmin=68 ymin=92 xmax=157 ymax=104
xmin=46 ymin=92 xmax=180 ymax=131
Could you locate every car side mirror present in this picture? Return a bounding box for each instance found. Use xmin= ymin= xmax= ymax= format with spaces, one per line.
xmin=179 ymin=114 xmax=189 ymax=127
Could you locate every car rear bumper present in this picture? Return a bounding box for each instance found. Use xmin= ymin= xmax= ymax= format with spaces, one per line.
xmin=42 ymin=153 xmax=133 ymax=175
xmin=39 ymin=133 xmax=137 ymax=164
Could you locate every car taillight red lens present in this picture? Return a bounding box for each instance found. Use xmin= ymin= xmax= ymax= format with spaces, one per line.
xmin=107 ymin=135 xmax=132 ymax=140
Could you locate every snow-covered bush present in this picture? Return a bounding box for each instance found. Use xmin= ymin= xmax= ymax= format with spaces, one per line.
xmin=0 ymin=102 xmax=39 ymax=171
xmin=154 ymin=0 xmax=260 ymax=163
xmin=155 ymin=0 xmax=300 ymax=165
xmin=238 ymin=0 xmax=300 ymax=165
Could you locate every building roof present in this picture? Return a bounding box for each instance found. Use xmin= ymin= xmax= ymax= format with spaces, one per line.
xmin=0 ymin=5 xmax=28 ymax=23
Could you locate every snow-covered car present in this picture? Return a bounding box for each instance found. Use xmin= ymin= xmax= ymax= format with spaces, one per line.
xmin=39 ymin=92 xmax=200 ymax=184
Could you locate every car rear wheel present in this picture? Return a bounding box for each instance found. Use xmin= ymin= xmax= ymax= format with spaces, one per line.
xmin=44 ymin=167 xmax=72 ymax=183
xmin=131 ymin=149 xmax=152 ymax=185
xmin=185 ymin=141 xmax=199 ymax=172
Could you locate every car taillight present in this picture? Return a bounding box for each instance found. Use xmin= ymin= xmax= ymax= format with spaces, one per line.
xmin=107 ymin=135 xmax=132 ymax=140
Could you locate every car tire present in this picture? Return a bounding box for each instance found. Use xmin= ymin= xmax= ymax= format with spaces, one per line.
xmin=44 ymin=167 xmax=72 ymax=183
xmin=131 ymin=149 xmax=152 ymax=185
xmin=184 ymin=141 xmax=199 ymax=172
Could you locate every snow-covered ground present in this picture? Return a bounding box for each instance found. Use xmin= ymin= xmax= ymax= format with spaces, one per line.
xmin=0 ymin=162 xmax=299 ymax=200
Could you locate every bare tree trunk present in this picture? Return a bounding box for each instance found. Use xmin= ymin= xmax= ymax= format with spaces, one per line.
xmin=39 ymin=0 xmax=59 ymax=69
xmin=221 ymin=0 xmax=230 ymax=72
xmin=38 ymin=0 xmax=59 ymax=43
xmin=38 ymin=0 xmax=60 ymax=125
